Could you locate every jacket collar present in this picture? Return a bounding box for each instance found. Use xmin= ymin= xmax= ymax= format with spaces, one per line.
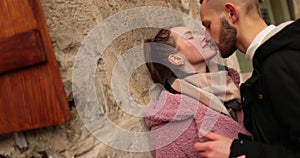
xmin=246 ymin=21 xmax=294 ymax=62
xmin=245 ymin=25 xmax=276 ymax=61
xmin=253 ymin=19 xmax=300 ymax=68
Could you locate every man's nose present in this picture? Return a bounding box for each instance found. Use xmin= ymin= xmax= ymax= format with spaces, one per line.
xmin=204 ymin=31 xmax=213 ymax=41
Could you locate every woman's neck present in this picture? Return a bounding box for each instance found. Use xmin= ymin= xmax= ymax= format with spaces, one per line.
xmin=183 ymin=62 xmax=207 ymax=74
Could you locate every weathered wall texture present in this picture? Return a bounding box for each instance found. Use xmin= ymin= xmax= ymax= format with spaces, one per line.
xmin=43 ymin=0 xmax=201 ymax=101
xmin=0 ymin=0 xmax=202 ymax=157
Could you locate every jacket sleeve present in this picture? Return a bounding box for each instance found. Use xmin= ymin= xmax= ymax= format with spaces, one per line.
xmin=230 ymin=51 xmax=300 ymax=158
xmin=230 ymin=138 xmax=300 ymax=158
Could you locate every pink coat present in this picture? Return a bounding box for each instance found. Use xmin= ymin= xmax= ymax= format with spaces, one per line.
xmin=144 ymin=90 xmax=251 ymax=158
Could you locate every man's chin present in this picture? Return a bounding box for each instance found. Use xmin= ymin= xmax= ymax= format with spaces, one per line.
xmin=220 ymin=48 xmax=237 ymax=58
xmin=220 ymin=53 xmax=232 ymax=58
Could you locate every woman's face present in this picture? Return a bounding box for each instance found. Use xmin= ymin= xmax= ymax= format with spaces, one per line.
xmin=170 ymin=27 xmax=218 ymax=65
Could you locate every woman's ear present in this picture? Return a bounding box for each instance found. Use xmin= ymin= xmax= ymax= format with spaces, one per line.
xmin=168 ymin=53 xmax=185 ymax=66
xmin=225 ymin=3 xmax=238 ymax=23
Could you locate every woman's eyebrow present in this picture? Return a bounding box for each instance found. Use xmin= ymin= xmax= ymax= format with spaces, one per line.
xmin=184 ymin=31 xmax=193 ymax=35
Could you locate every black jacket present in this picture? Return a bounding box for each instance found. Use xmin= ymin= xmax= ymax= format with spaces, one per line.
xmin=230 ymin=19 xmax=300 ymax=158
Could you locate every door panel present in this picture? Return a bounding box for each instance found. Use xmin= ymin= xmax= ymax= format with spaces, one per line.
xmin=0 ymin=0 xmax=71 ymax=135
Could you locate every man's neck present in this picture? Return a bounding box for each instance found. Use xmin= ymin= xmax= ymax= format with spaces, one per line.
xmin=236 ymin=18 xmax=268 ymax=54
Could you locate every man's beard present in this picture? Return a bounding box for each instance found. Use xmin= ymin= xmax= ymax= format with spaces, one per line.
xmin=218 ymin=18 xmax=237 ymax=58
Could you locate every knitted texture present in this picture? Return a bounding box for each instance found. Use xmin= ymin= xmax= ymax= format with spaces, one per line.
xmin=144 ymin=91 xmax=251 ymax=158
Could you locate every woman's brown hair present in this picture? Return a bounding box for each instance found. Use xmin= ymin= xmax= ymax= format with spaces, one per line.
xmin=144 ymin=28 xmax=183 ymax=87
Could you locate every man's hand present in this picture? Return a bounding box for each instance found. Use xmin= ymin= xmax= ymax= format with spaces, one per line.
xmin=194 ymin=132 xmax=233 ymax=158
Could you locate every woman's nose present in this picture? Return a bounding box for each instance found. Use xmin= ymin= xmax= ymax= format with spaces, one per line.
xmin=195 ymin=34 xmax=206 ymax=42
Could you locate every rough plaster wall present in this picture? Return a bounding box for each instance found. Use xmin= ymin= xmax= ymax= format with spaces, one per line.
xmin=42 ymin=0 xmax=197 ymax=101
xmin=0 ymin=0 xmax=202 ymax=157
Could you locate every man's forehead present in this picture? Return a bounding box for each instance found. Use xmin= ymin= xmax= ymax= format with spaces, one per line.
xmin=200 ymin=1 xmax=217 ymax=17
xmin=199 ymin=1 xmax=208 ymax=19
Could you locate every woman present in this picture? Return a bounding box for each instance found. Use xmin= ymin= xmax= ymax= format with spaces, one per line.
xmin=143 ymin=27 xmax=251 ymax=158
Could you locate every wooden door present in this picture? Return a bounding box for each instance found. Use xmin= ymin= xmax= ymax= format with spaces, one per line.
xmin=0 ymin=0 xmax=71 ymax=135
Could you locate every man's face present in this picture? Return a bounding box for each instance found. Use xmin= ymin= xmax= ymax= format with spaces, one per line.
xmin=200 ymin=1 xmax=237 ymax=58
xmin=218 ymin=18 xmax=237 ymax=58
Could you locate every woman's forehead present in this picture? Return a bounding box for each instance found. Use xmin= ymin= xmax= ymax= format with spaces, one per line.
xmin=171 ymin=27 xmax=193 ymax=35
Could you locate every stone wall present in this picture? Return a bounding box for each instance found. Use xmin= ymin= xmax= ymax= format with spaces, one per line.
xmin=41 ymin=0 xmax=201 ymax=102
xmin=0 ymin=0 xmax=202 ymax=157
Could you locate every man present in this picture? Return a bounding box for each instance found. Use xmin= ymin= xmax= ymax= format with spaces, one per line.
xmin=195 ymin=0 xmax=300 ymax=157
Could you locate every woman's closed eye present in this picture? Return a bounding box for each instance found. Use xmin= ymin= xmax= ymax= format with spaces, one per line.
xmin=187 ymin=35 xmax=194 ymax=40
xmin=184 ymin=31 xmax=194 ymax=40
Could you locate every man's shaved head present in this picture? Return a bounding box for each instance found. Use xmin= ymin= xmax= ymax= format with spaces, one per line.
xmin=200 ymin=0 xmax=261 ymax=16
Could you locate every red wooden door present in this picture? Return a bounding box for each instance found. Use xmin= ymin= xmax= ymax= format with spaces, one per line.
xmin=0 ymin=0 xmax=71 ymax=135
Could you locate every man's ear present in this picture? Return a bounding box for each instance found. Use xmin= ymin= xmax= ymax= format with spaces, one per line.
xmin=168 ymin=53 xmax=185 ymax=66
xmin=225 ymin=3 xmax=238 ymax=23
